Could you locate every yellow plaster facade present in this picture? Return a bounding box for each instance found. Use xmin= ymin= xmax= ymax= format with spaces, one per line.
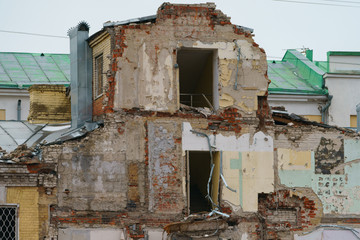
xmin=7 ymin=187 xmax=39 ymax=240
xmin=278 ymin=148 xmax=312 ymax=171
xmin=221 ymin=151 xmax=274 ymax=212
xmin=241 ymin=152 xmax=274 ymax=212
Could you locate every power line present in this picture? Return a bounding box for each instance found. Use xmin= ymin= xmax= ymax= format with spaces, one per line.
xmin=0 ymin=30 xmax=67 ymax=39
xmin=322 ymin=0 xmax=360 ymax=4
xmin=273 ymin=0 xmax=360 ymax=8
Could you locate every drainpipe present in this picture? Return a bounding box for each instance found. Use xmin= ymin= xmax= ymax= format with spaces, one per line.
xmin=233 ymin=40 xmax=241 ymax=90
xmin=357 ymin=103 xmax=360 ymax=132
xmin=17 ymin=99 xmax=21 ymax=121
xmin=321 ymin=95 xmax=333 ymax=124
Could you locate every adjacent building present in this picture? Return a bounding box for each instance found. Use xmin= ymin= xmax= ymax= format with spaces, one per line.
xmin=268 ymin=49 xmax=360 ymax=129
xmin=0 ymin=52 xmax=70 ymax=120
xmin=324 ymin=51 xmax=360 ymax=127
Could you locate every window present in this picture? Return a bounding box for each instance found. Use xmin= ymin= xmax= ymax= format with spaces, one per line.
xmin=95 ymin=54 xmax=104 ymax=98
xmin=0 ymin=205 xmax=18 ymax=240
xmin=0 ymin=109 xmax=5 ymax=120
xmin=177 ymin=48 xmax=218 ymax=109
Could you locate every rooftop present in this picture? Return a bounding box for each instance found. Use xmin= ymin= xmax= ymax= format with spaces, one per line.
xmin=268 ymin=49 xmax=327 ymax=95
xmin=0 ymin=52 xmax=70 ymax=89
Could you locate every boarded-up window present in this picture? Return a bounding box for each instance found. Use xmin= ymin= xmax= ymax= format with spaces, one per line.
xmin=0 ymin=109 xmax=5 ymax=120
xmin=95 ymin=54 xmax=104 ymax=98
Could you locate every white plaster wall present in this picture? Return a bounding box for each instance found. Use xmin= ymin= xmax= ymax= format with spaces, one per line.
xmin=0 ymin=95 xmax=30 ymax=120
xmin=268 ymin=99 xmax=321 ymax=116
xmin=58 ymin=229 xmax=125 ymax=240
xmin=326 ymin=76 xmax=360 ymax=127
xmin=182 ymin=122 xmax=273 ymax=152
xmin=329 ymin=55 xmax=360 ymax=73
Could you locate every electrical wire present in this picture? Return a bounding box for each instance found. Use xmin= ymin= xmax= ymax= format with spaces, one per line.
xmin=322 ymin=0 xmax=360 ymax=4
xmin=273 ymin=0 xmax=360 ymax=8
xmin=0 ymin=29 xmax=67 ymax=39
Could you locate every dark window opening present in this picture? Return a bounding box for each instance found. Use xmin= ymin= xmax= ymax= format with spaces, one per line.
xmin=95 ymin=54 xmax=104 ymax=98
xmin=178 ymin=49 xmax=217 ymax=109
xmin=0 ymin=205 xmax=17 ymax=240
xmin=187 ymin=151 xmax=220 ymax=214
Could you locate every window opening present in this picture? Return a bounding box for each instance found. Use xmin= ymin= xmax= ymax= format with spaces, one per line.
xmin=187 ymin=151 xmax=220 ymax=213
xmin=178 ymin=49 xmax=218 ymax=109
xmin=95 ymin=54 xmax=104 ymax=98
xmin=0 ymin=205 xmax=18 ymax=240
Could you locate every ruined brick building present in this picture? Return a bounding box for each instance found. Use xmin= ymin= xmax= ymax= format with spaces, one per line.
xmin=1 ymin=3 xmax=360 ymax=240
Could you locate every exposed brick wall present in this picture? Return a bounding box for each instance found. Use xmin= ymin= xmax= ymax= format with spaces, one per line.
xmin=147 ymin=121 xmax=184 ymax=213
xmin=208 ymin=108 xmax=242 ymax=134
xmin=93 ymin=95 xmax=104 ymax=116
xmin=257 ymin=189 xmax=322 ymax=239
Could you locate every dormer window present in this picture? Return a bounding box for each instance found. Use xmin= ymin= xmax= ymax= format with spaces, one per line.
xmin=95 ymin=54 xmax=104 ymax=98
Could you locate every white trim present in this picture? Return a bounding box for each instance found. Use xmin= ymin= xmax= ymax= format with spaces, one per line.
xmin=0 ymin=89 xmax=29 ymax=97
xmin=268 ymin=94 xmax=327 ymax=102
xmin=324 ymin=73 xmax=360 ymax=79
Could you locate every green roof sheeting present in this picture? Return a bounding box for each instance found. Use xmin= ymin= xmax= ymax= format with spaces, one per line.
xmin=315 ymin=61 xmax=327 ymax=72
xmin=268 ymin=49 xmax=327 ymax=95
xmin=0 ymin=52 xmax=70 ymax=89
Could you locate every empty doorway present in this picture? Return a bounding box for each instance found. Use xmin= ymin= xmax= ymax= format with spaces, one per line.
xmin=187 ymin=151 xmax=220 ymax=214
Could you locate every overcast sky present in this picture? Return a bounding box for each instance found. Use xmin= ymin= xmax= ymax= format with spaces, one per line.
xmin=0 ymin=0 xmax=359 ymax=60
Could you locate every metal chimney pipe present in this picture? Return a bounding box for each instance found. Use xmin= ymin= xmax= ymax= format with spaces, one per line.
xmin=68 ymin=22 xmax=93 ymax=129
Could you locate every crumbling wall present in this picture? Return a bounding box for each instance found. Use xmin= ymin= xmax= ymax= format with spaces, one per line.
xmin=102 ymin=3 xmax=268 ymax=116
xmin=182 ymin=119 xmax=274 ymax=213
xmin=275 ymin=126 xmax=360 ymax=215
xmin=0 ymin=147 xmax=57 ymax=240
xmin=56 ymin=116 xmax=145 ymax=211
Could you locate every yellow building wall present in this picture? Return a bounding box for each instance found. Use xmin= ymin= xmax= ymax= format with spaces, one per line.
xmin=0 ymin=109 xmax=5 ymax=120
xmin=350 ymin=115 xmax=357 ymax=128
xmin=6 ymin=187 xmax=39 ymax=240
xmin=221 ymin=151 xmax=241 ymax=206
xmin=302 ymin=115 xmax=322 ymax=123
xmin=211 ymin=152 xmax=221 ymax=206
xmin=278 ymin=149 xmax=312 ymax=171
xmin=27 ymin=85 xmax=71 ymax=124
xmin=222 ymin=151 xmax=274 ymax=212
xmin=241 ymin=152 xmax=274 ymax=212
xmin=90 ymin=33 xmax=111 ymax=99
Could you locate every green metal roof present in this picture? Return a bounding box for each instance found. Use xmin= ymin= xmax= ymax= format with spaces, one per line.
xmin=268 ymin=49 xmax=327 ymax=95
xmin=328 ymin=51 xmax=360 ymax=56
xmin=0 ymin=52 xmax=70 ymax=89
xmin=315 ymin=61 xmax=327 ymax=72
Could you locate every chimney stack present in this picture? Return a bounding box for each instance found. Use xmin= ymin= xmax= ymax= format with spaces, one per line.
xmin=68 ymin=22 xmax=92 ymax=128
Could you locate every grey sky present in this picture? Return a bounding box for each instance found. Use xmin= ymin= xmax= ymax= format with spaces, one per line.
xmin=0 ymin=0 xmax=359 ymax=60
